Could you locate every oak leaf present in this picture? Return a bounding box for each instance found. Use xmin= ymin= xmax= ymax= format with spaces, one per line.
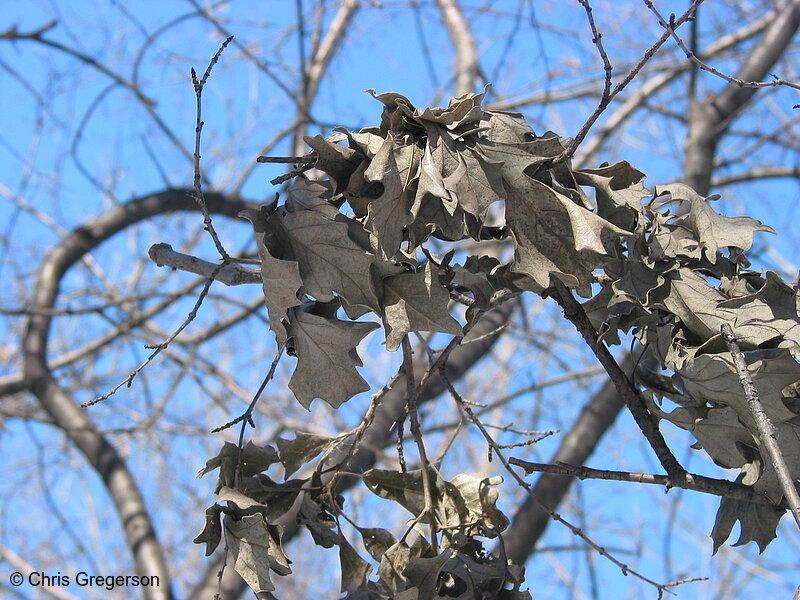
xmin=653 ymin=183 xmax=774 ymax=263
xmin=240 ymin=206 xmax=304 ymax=345
xmin=381 ymin=261 xmax=462 ymax=351
xmin=287 ymin=308 xmax=379 ymax=408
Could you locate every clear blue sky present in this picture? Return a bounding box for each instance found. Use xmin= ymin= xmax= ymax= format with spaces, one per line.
xmin=1 ymin=2 xmax=799 ymax=599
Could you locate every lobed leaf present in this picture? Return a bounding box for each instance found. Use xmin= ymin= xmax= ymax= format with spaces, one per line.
xmin=287 ymin=308 xmax=379 ymax=408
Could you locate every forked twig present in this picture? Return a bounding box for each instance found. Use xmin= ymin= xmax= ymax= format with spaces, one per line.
xmin=439 ymin=367 xmax=678 ymax=595
xmin=190 ymin=35 xmax=234 ymax=262
xmin=87 ymin=40 xmax=236 ymax=407
xmin=549 ymin=0 xmax=704 ymax=166
xmin=83 ymin=265 xmax=223 ymax=406
xmin=644 ymin=0 xmax=800 ymax=92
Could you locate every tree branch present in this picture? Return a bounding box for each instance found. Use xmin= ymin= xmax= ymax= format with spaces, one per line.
xmin=501 ymin=351 xmax=632 ymax=565
xmin=721 ymin=323 xmax=800 ymax=526
xmin=21 ymin=190 xmax=252 ymax=600
xmin=712 ymin=165 xmax=800 ymax=188
xmin=435 ymin=0 xmax=481 ymax=96
xmin=509 ymin=458 xmax=780 ymax=505
xmin=550 ymin=0 xmax=703 ymax=167
xmin=292 ymin=0 xmax=359 ymax=156
xmin=544 ymin=277 xmax=686 ymax=478
xmin=683 ymin=0 xmax=800 ymax=194
xmin=574 ymin=2 xmax=773 ymax=166
xmin=147 ymin=243 xmax=262 ymax=285
xmin=645 ymin=0 xmax=800 ymax=92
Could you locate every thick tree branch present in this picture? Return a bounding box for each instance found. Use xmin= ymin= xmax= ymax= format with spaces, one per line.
xmin=436 ymin=0 xmax=481 ymax=96
xmin=683 ymin=0 xmax=800 ymax=194
xmin=22 ymin=190 xmax=252 ymax=600
xmin=501 ymin=352 xmax=631 ymax=565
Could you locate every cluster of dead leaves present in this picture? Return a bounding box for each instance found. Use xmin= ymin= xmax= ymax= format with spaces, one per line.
xmin=198 ymin=87 xmax=800 ymax=596
xmin=242 ymin=85 xmax=640 ymax=412
xmin=194 ymin=437 xmax=528 ymax=598
xmin=584 ymin=182 xmax=800 ymax=551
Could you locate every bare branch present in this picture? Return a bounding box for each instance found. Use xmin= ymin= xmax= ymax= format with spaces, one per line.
xmin=721 ymin=323 xmax=800 ymax=527
xmin=435 ymin=0 xmax=481 ymax=96
xmin=509 ymin=458 xmax=781 ymax=505
xmin=148 ymin=243 xmax=262 ymax=285
xmin=191 ymin=36 xmax=234 ymax=262
xmin=85 ymin=266 xmax=221 ymax=407
xmin=578 ymin=0 xmax=613 ymax=108
xmin=712 ymin=165 xmax=800 ymax=187
xmin=644 ymin=0 xmax=800 ymax=92
xmin=402 ymin=335 xmax=439 ymax=552
xmin=502 ymin=355 xmax=630 ymax=565
xmin=684 ymin=0 xmax=800 ymax=193
xmin=575 ymin=5 xmax=775 ymax=165
xmin=550 ymin=0 xmax=704 ymax=167
xmin=0 ymin=20 xmax=58 ymax=40
xmin=292 ymin=0 xmax=359 ymax=156
xmin=440 ymin=366 xmax=674 ymax=594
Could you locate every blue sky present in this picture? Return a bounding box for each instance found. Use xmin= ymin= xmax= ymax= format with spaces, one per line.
xmin=1 ymin=2 xmax=800 ymax=599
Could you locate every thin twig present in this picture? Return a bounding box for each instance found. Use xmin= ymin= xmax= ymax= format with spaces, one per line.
xmin=84 ymin=265 xmax=223 ymax=406
xmin=396 ymin=403 xmax=408 ymax=472
xmin=186 ymin=0 xmax=296 ymax=103
xmin=721 ymin=323 xmax=800 ymax=527
xmin=664 ymin=577 xmax=709 ymax=590
xmin=324 ymin=370 xmax=404 ymax=500
xmin=190 ymin=35 xmax=234 ymax=262
xmin=440 ymin=368 xmax=674 ymax=594
xmin=573 ymin=3 xmax=775 ymax=166
xmin=231 ymin=347 xmax=285 ymax=486
xmin=578 ymin=0 xmax=613 ymax=106
xmin=291 ymin=0 xmax=359 ymax=156
xmin=270 ymin=162 xmax=315 ymax=185
xmin=6 ymin=22 xmax=193 ymax=162
xmin=497 ymin=433 xmax=558 ymax=449
xmin=296 ymin=0 xmax=309 ymax=101
xmin=548 ymin=0 xmax=704 ymax=167
xmin=644 ymin=0 xmax=800 ymax=92
xmin=402 ymin=336 xmax=439 ymax=553
xmin=233 ymin=116 xmax=304 ymax=195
